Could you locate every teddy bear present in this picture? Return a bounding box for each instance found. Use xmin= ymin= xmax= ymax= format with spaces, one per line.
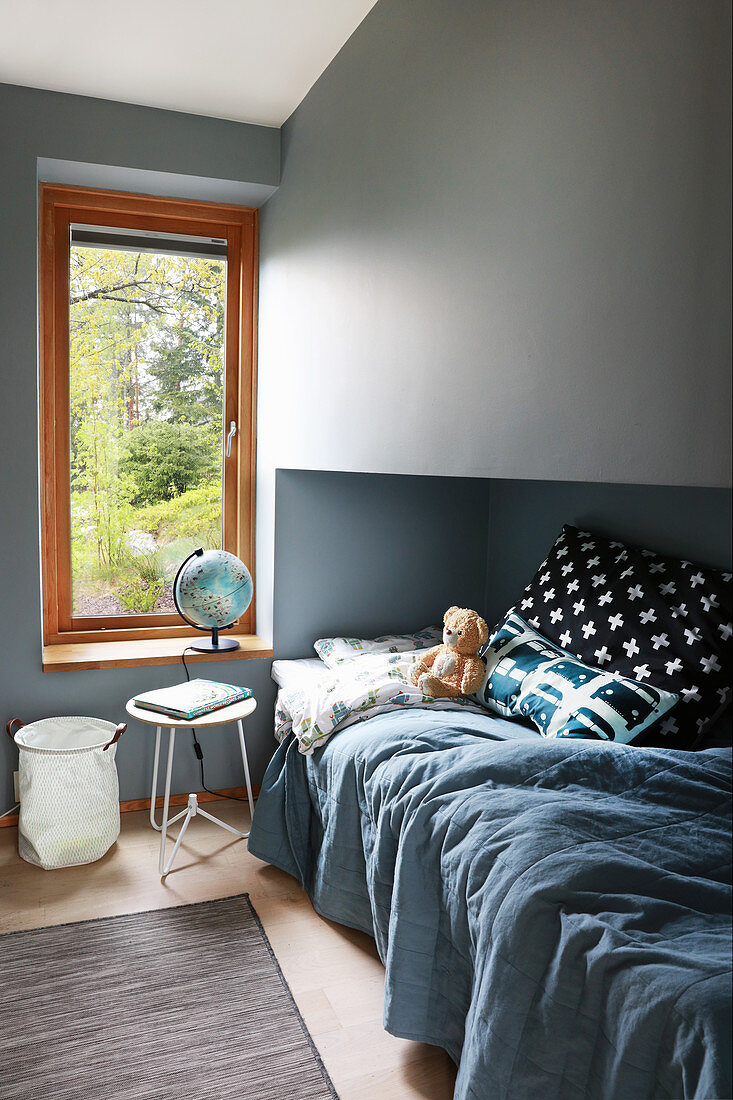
xmin=408 ymin=607 xmax=488 ymax=698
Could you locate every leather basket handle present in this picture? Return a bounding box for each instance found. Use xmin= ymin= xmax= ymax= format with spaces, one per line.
xmin=103 ymin=723 xmax=127 ymax=751
xmin=6 ymin=718 xmax=24 ymax=740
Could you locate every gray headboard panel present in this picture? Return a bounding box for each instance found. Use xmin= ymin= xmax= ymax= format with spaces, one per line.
xmin=484 ymin=478 xmax=732 ymax=625
xmin=273 ymin=469 xmax=491 ymax=658
xmin=274 ymin=469 xmax=731 ymax=658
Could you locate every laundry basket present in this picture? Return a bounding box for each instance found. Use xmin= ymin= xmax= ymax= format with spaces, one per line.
xmin=6 ymin=716 xmax=126 ymax=870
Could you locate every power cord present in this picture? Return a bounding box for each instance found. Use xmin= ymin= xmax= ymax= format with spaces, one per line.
xmin=181 ymin=647 xmax=249 ymax=804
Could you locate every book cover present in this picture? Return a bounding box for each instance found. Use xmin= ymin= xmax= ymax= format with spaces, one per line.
xmin=134 ymin=679 xmax=252 ymax=720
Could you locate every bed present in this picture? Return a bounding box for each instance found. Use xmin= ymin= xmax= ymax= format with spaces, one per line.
xmin=249 ymin=696 xmax=731 ymax=1099
xmin=248 ymin=526 xmax=733 ymax=1099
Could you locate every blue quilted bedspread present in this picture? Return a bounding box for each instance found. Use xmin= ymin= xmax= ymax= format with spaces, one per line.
xmin=248 ymin=710 xmax=732 ymax=1099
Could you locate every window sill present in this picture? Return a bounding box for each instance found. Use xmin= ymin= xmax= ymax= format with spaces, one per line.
xmin=42 ymin=634 xmax=273 ymax=672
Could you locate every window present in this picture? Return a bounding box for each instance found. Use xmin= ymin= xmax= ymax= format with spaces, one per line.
xmin=39 ymin=185 xmax=258 ymax=652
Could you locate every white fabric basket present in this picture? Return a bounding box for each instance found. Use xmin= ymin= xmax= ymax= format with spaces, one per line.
xmin=8 ymin=716 xmax=125 ymax=870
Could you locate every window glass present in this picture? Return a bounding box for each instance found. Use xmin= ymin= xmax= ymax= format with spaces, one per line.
xmin=68 ymin=242 xmax=226 ymax=616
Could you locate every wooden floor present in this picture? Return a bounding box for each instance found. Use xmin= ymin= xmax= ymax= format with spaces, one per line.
xmin=0 ymin=800 xmax=456 ymax=1100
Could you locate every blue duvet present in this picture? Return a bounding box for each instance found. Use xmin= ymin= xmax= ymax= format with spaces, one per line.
xmin=248 ymin=709 xmax=732 ymax=1099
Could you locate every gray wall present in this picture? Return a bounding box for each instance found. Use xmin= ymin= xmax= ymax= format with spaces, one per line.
xmin=0 ymin=83 xmax=281 ymax=805
xmin=2 ymin=0 xmax=732 ymax=810
xmin=257 ymin=0 xmax=731 ymax=488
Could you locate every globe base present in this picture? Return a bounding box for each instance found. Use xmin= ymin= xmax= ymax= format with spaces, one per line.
xmin=190 ymin=634 xmax=240 ymax=653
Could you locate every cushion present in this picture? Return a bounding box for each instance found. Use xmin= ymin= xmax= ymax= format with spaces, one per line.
xmin=475 ymin=613 xmax=679 ymax=744
xmin=314 ymin=626 xmax=441 ymax=668
xmin=506 ymin=525 xmax=732 ymax=748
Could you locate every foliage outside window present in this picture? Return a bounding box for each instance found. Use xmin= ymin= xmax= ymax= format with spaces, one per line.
xmin=39 ymin=185 xmax=257 ymax=647
xmin=69 ymin=246 xmax=225 ymax=616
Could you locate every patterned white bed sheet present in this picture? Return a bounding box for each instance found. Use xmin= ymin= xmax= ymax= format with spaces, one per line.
xmin=273 ymin=651 xmax=488 ymax=755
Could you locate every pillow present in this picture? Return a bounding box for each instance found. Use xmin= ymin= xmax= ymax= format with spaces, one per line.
xmin=314 ymin=626 xmax=441 ymax=668
xmin=475 ymin=613 xmax=679 ymax=745
xmin=505 ymin=525 xmax=732 ymax=748
xmin=271 ymin=658 xmax=325 ymax=690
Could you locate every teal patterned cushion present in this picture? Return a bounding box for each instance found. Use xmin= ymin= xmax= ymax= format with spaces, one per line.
xmin=475 ymin=613 xmax=678 ymax=744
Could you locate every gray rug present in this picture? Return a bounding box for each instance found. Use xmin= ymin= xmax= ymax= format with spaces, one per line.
xmin=0 ymin=895 xmax=338 ymax=1099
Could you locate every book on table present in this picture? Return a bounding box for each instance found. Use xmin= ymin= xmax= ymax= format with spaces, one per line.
xmin=133 ymin=679 xmax=252 ymax=721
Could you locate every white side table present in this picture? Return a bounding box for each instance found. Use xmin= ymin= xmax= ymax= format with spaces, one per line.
xmin=125 ymin=696 xmax=257 ymax=877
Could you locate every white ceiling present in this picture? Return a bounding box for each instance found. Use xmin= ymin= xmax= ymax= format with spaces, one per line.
xmin=0 ymin=0 xmax=379 ymax=128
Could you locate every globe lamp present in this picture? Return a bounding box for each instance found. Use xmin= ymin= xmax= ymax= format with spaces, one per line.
xmin=173 ymin=548 xmax=253 ymax=652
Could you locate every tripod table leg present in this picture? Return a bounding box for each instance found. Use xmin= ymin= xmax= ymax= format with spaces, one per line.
xmin=149 ymin=726 xmax=162 ymax=831
xmin=158 ymin=728 xmax=176 ymax=875
xmin=237 ymin=718 xmax=255 ymax=825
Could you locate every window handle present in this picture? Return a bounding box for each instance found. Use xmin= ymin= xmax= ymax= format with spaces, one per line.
xmin=225 ymin=421 xmax=237 ymax=458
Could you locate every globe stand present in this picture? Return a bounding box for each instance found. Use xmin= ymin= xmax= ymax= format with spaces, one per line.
xmin=190 ymin=627 xmax=240 ymax=653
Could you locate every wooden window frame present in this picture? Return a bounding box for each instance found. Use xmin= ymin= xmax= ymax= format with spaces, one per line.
xmin=39 ymin=183 xmax=258 ymax=649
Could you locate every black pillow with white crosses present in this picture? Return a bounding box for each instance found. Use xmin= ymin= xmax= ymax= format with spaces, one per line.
xmin=505 ymin=525 xmax=732 ymax=749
